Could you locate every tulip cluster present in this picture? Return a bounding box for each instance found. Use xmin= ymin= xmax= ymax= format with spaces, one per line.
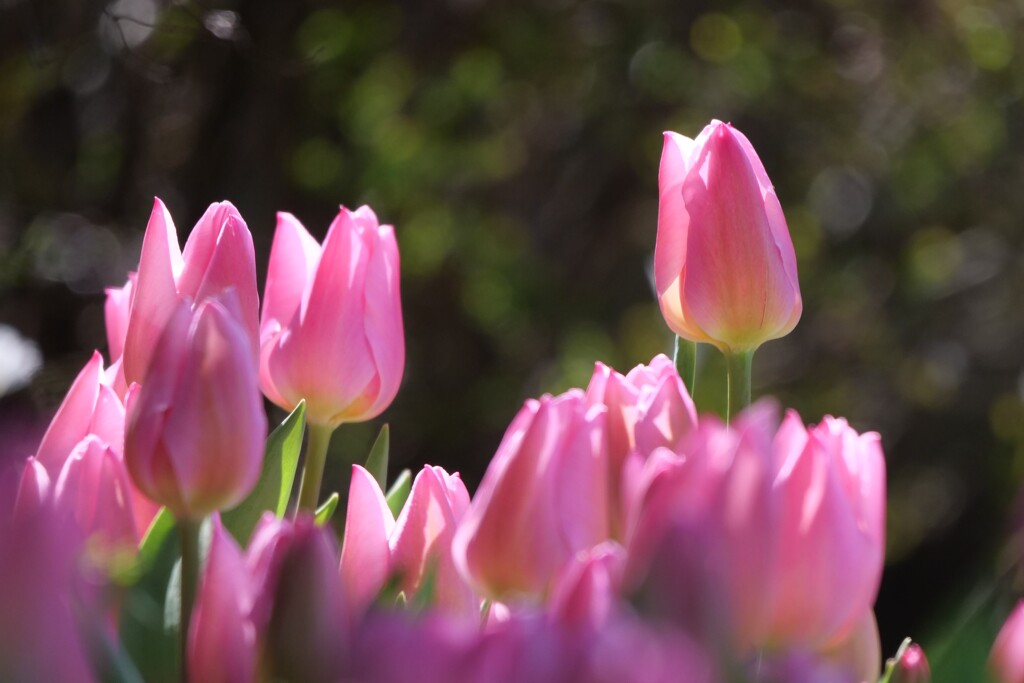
xmin=0 ymin=121 xmax=969 ymax=683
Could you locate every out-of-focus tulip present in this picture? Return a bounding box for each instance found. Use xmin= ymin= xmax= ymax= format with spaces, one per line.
xmin=188 ymin=515 xmax=257 ymax=683
xmin=54 ymin=435 xmax=138 ymax=548
xmin=123 ymin=198 xmax=259 ymax=385
xmin=246 ymin=514 xmax=347 ymax=682
xmin=767 ymin=412 xmax=886 ymax=648
xmin=992 ymin=601 xmax=1024 ymax=683
xmin=549 ymin=542 xmax=625 ymax=630
xmin=585 ymin=354 xmax=697 ymax=534
xmin=125 ymin=296 xmax=266 ymax=519
xmin=453 ymin=390 xmax=609 ymax=599
xmin=340 ymin=464 xmax=477 ymax=615
xmin=14 ymin=457 xmax=51 ymax=520
xmin=655 ymin=120 xmax=801 ymax=353
xmin=820 ymin=609 xmax=882 ymax=683
xmin=259 ymin=206 xmax=404 ymax=428
xmin=35 ymin=351 xmax=124 ymax=474
xmin=889 ymin=642 xmax=931 ymax=683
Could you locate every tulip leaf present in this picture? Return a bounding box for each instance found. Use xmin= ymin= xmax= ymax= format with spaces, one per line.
xmin=314 ymin=492 xmax=340 ymax=525
xmin=118 ymin=515 xmax=181 ymax=683
xmin=365 ymin=423 xmax=390 ymax=490
xmin=384 ymin=468 xmax=412 ymax=518
xmin=223 ymin=401 xmax=306 ymax=545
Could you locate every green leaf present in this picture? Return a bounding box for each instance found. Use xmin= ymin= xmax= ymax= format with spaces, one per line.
xmin=365 ymin=423 xmax=390 ymax=490
xmin=118 ymin=516 xmax=180 ymax=683
xmin=314 ymin=492 xmax=340 ymax=525
xmin=223 ymin=401 xmax=306 ymax=544
xmin=385 ymin=468 xmax=412 ymax=518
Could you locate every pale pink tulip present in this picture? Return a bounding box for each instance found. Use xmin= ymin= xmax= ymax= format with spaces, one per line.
xmin=35 ymin=351 xmax=124 ymax=474
xmin=104 ymin=272 xmax=135 ymax=363
xmin=655 ymin=121 xmax=801 ymax=352
xmin=188 ymin=515 xmax=257 ymax=683
xmin=259 ymin=206 xmax=404 ymax=427
xmin=768 ymin=412 xmax=886 ymax=648
xmin=549 ymin=542 xmax=625 ymax=629
xmin=123 ymin=198 xmax=258 ymax=385
xmin=339 ymin=465 xmax=396 ymax=612
xmin=125 ymin=296 xmax=266 ymax=519
xmin=54 ymin=435 xmax=138 ymax=548
xmin=993 ymin=601 xmax=1024 ymax=683
xmin=453 ymin=390 xmax=609 ymax=599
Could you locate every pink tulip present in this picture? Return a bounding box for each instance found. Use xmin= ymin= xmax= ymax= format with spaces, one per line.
xmin=390 ymin=465 xmax=475 ymax=614
xmin=54 ymin=435 xmax=138 ymax=548
xmin=188 ymin=515 xmax=257 ymax=683
xmin=548 ymin=542 xmax=625 ymax=629
xmin=818 ymin=609 xmax=882 ymax=683
xmin=123 ymin=198 xmax=258 ymax=385
xmin=13 ymin=457 xmax=51 ymax=520
xmin=246 ymin=514 xmax=348 ymax=682
xmin=768 ymin=411 xmax=886 ymax=648
xmin=104 ymin=272 xmax=135 ymax=364
xmin=586 ymin=355 xmax=697 ymax=534
xmin=339 ymin=465 xmax=396 ymax=612
xmin=124 ymin=295 xmax=266 ymax=519
xmin=340 ymin=464 xmax=477 ymax=615
xmin=655 ymin=120 xmax=801 ymax=352
xmin=259 ymin=206 xmax=404 ymax=428
xmin=889 ymin=642 xmax=930 ymax=683
xmin=993 ymin=601 xmax=1024 ymax=683
xmin=452 ymin=389 xmax=609 ymax=599
xmin=35 ymin=351 xmax=124 ymax=474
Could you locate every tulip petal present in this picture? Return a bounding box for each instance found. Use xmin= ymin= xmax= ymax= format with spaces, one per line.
xmin=339 ymin=465 xmax=395 ymax=613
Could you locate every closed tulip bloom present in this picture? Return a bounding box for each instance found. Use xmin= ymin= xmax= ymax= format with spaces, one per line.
xmin=188 ymin=515 xmax=257 ymax=683
xmin=655 ymin=120 xmax=801 ymax=352
xmin=104 ymin=273 xmax=135 ymax=364
xmin=54 ymin=435 xmax=138 ymax=548
xmin=992 ymin=601 xmax=1024 ymax=683
xmin=259 ymin=206 xmax=404 ymax=428
xmin=339 ymin=465 xmax=396 ymax=613
xmin=767 ymin=412 xmax=886 ymax=648
xmin=452 ymin=390 xmax=609 ymax=599
xmin=123 ymin=198 xmax=259 ymax=385
xmin=124 ymin=296 xmax=266 ymax=519
xmin=890 ymin=643 xmax=930 ymax=683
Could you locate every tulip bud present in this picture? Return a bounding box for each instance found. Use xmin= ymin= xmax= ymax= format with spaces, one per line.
xmin=259 ymin=206 xmax=404 ymax=428
xmin=54 ymin=435 xmax=138 ymax=548
xmin=125 ymin=296 xmax=266 ymax=519
xmin=992 ymin=601 xmax=1024 ymax=683
xmin=655 ymin=120 xmax=801 ymax=353
xmin=13 ymin=457 xmax=51 ymax=521
xmin=767 ymin=412 xmax=886 ymax=648
xmin=339 ymin=465 xmax=395 ymax=613
xmin=247 ymin=515 xmax=347 ymax=682
xmin=104 ymin=272 xmax=135 ymax=364
xmin=453 ymin=390 xmax=609 ymax=599
xmin=188 ymin=515 xmax=257 ymax=683
xmin=890 ymin=643 xmax=931 ymax=683
xmin=123 ymin=198 xmax=259 ymax=385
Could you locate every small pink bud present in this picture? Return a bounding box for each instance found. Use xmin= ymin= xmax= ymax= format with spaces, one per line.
xmin=655 ymin=121 xmax=801 ymax=352
xmin=125 ymin=296 xmax=266 ymax=519
xmin=891 ymin=643 xmax=931 ymax=683
xmin=123 ymin=198 xmax=259 ymax=385
xmin=188 ymin=515 xmax=257 ymax=683
xmin=452 ymin=389 xmax=609 ymax=599
xmin=259 ymin=207 xmax=404 ymax=428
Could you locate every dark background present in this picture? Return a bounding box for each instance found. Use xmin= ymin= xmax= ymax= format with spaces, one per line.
xmin=2 ymin=0 xmax=1023 ymax=675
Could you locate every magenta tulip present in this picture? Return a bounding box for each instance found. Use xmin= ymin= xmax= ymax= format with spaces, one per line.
xmin=123 ymin=198 xmax=258 ymax=385
xmin=890 ymin=642 xmax=930 ymax=683
xmin=188 ymin=515 xmax=257 ymax=683
xmin=993 ymin=601 xmax=1024 ymax=683
xmin=124 ymin=296 xmax=266 ymax=519
xmin=452 ymin=389 xmax=609 ymax=599
xmin=655 ymin=120 xmax=801 ymax=352
xmin=259 ymin=206 xmax=404 ymax=428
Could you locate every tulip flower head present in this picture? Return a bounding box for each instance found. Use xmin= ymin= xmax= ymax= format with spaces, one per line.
xmin=655 ymin=120 xmax=801 ymax=353
xmin=260 ymin=206 xmax=404 ymax=428
xmin=124 ymin=295 xmax=266 ymax=519
xmin=993 ymin=601 xmax=1024 ymax=683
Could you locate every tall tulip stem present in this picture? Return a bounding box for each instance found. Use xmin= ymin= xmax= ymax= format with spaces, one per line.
xmin=725 ymin=350 xmax=754 ymax=424
xmin=673 ymin=336 xmax=697 ymax=397
xmin=297 ymin=423 xmax=334 ymax=513
xmin=178 ymin=518 xmax=200 ymax=682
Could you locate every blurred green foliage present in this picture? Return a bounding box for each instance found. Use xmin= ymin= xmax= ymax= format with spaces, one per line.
xmin=2 ymin=0 xmax=1024 ymax=671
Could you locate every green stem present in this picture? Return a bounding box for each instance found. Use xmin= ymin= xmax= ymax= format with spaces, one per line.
xmin=297 ymin=422 xmax=334 ymax=514
xmin=724 ymin=349 xmax=754 ymax=425
xmin=673 ymin=336 xmax=697 ymax=397
xmin=178 ymin=518 xmax=200 ymax=683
